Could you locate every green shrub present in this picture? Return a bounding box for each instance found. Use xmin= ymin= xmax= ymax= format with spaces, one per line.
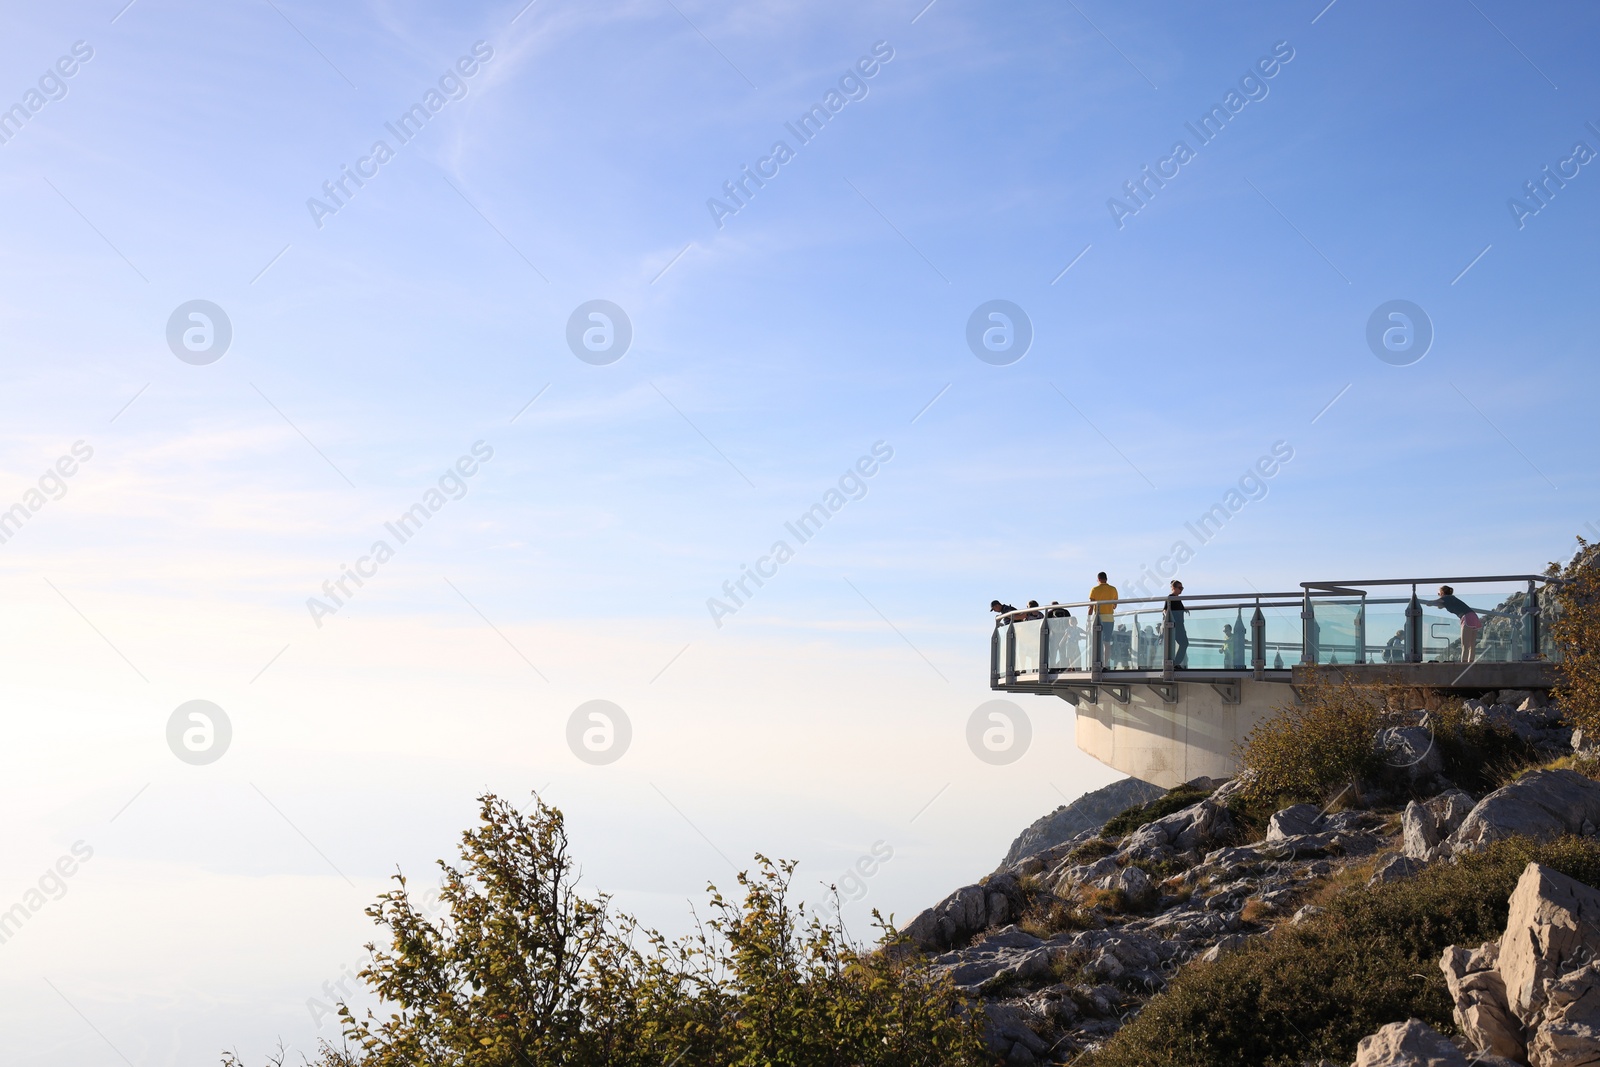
xmin=1551 ymin=538 xmax=1600 ymax=740
xmin=1429 ymin=699 xmax=1542 ymax=794
xmin=1103 ymin=784 xmax=1214 ymax=838
xmin=224 ymin=794 xmax=988 ymax=1067
xmin=1085 ymin=835 xmax=1600 ymax=1067
xmin=1238 ymin=681 xmax=1393 ymax=806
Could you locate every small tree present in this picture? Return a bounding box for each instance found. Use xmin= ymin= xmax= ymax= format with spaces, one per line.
xmin=333 ymin=794 xmax=609 ymax=1066
xmin=1551 ymin=537 xmax=1600 ymax=741
xmin=225 ymin=795 xmax=988 ymax=1067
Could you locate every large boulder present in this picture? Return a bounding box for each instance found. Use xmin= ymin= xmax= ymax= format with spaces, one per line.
xmin=1448 ymin=771 xmax=1600 ymax=856
xmin=1440 ymin=940 xmax=1523 ymax=1060
xmin=1500 ymin=863 xmax=1600 ymax=1028
xmin=1266 ymin=804 xmax=1326 ymax=843
xmin=1351 ymin=1018 xmax=1469 ymax=1066
xmin=1526 ymin=960 xmax=1600 ymax=1067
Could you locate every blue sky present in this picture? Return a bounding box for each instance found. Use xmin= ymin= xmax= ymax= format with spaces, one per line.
xmin=1 ymin=0 xmax=1597 ymax=1062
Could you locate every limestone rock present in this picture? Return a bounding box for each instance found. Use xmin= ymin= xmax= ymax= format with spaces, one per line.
xmin=1440 ymin=940 xmax=1523 ymax=1060
xmin=1526 ymin=960 xmax=1600 ymax=1067
xmin=1376 ymin=725 xmax=1444 ymax=780
xmin=1449 ymin=771 xmax=1600 ymax=856
xmin=980 ymin=999 xmax=1051 ymax=1062
xmin=1352 ymin=1018 xmax=1469 ymax=1066
xmin=1118 ymin=799 xmax=1234 ymax=861
xmin=1198 ymin=933 xmax=1247 ymax=963
xmin=903 ymin=873 xmax=1026 ymax=950
xmin=1371 ymin=853 xmax=1422 ymax=886
xmin=1050 ymin=855 xmax=1118 ymax=893
xmin=1210 ymin=770 xmax=1256 ymax=806
xmin=1405 ymin=790 xmax=1477 ymax=862
xmin=1116 ymin=864 xmax=1154 ymax=903
xmin=1266 ymin=804 xmax=1326 ymax=843
xmin=1500 ymin=862 xmax=1600 ymax=1027
xmin=999 ymin=777 xmax=1165 ymax=870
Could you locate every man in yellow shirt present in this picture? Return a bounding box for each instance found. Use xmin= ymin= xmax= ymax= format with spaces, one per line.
xmin=1089 ymin=572 xmax=1118 ymax=667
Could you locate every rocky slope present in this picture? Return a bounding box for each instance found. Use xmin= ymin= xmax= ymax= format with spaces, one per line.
xmin=899 ymin=689 xmax=1600 ymax=1065
xmin=997 ymin=777 xmax=1164 ymax=871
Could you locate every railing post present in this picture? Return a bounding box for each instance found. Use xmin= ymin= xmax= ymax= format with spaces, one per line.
xmin=1405 ymin=586 xmax=1423 ymax=663
xmin=1090 ymin=611 xmax=1103 ymax=681
xmin=1005 ymin=623 xmax=1017 ymax=685
xmin=1355 ymin=597 xmax=1367 ymax=665
xmin=1038 ymin=615 xmax=1050 ymax=676
xmin=1301 ymin=590 xmax=1316 ymax=665
xmin=990 ymin=624 xmax=1001 ymax=687
xmin=1251 ymin=601 xmax=1266 ymax=678
xmin=1162 ymin=601 xmax=1174 ymax=680
xmin=1525 ymin=578 xmax=1541 ymax=660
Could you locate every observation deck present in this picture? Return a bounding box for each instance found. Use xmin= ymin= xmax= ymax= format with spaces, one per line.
xmin=991 ymin=574 xmax=1563 ymax=787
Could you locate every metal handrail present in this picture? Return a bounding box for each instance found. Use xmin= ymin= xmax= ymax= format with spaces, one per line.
xmin=1302 ymin=574 xmax=1559 ymax=589
xmin=994 ymin=591 xmax=1300 ymax=625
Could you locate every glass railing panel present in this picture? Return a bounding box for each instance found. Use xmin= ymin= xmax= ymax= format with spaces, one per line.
xmin=1045 ymin=611 xmax=1089 ymax=671
xmin=1305 ymin=598 xmax=1362 ymax=665
xmin=1258 ymin=602 xmax=1303 ymax=668
xmin=1012 ymin=618 xmax=1043 ymax=673
xmin=1539 ymin=585 xmax=1563 ymax=662
xmin=1173 ymin=603 xmax=1252 ymax=669
xmin=1096 ymin=606 xmax=1165 ymax=670
xmin=1362 ymin=598 xmax=1409 ymax=664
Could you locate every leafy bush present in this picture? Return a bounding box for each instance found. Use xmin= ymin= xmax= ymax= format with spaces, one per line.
xmin=1551 ymin=537 xmax=1600 ymax=740
xmin=1102 ymin=784 xmax=1214 ymax=838
xmin=224 ymin=794 xmax=988 ymax=1067
xmin=1085 ymin=835 xmax=1600 ymax=1067
xmin=1238 ymin=681 xmax=1395 ymax=806
xmin=1428 ymin=698 xmax=1541 ymax=794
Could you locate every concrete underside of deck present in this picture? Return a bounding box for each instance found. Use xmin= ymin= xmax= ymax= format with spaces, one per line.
xmin=1068 ymin=680 xmax=1286 ymax=789
xmin=1047 ymin=661 xmax=1562 ymax=788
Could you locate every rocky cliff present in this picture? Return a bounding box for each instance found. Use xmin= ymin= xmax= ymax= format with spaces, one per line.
xmin=899 ymin=689 xmax=1600 ymax=1066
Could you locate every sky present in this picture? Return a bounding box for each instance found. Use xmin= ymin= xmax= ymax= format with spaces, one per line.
xmin=1 ymin=0 xmax=1597 ymax=1062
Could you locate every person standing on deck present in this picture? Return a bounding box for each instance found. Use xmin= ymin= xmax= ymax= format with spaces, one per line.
xmin=1168 ymin=580 xmax=1189 ymax=668
xmin=1427 ymin=585 xmax=1483 ymax=663
xmin=1089 ymin=572 xmax=1118 ymax=667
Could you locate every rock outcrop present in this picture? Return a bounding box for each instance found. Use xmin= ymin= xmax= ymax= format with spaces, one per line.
xmin=1403 ymin=789 xmax=1475 ymax=862
xmin=1525 ymin=960 xmax=1600 ymax=1067
xmin=1437 ymin=862 xmax=1600 ymax=1066
xmin=902 ymin=691 xmax=1600 ymax=1065
xmin=1440 ymin=940 xmax=1522 ymax=1059
xmin=1351 ymin=1018 xmax=1471 ymax=1066
xmin=998 ymin=777 xmax=1164 ymax=870
xmin=1448 ymin=771 xmax=1600 ymax=856
xmin=1500 ymin=862 xmax=1600 ymax=1027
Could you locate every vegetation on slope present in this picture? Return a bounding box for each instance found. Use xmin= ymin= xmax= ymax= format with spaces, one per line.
xmin=1552 ymin=536 xmax=1600 ymax=740
xmin=224 ymin=795 xmax=988 ymax=1067
xmin=1086 ymin=835 xmax=1600 ymax=1067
